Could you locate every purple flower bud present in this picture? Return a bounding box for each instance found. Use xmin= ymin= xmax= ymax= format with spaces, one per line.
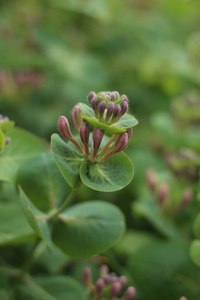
xmin=99 ymin=265 xmax=109 ymax=277
xmin=98 ymin=100 xmax=106 ymax=120
xmin=88 ymin=91 xmax=96 ymax=103
xmin=122 ymin=94 xmax=128 ymax=103
xmin=113 ymin=132 xmax=128 ymax=154
xmin=113 ymin=104 xmax=121 ymax=120
xmin=119 ymin=275 xmax=127 ymax=287
xmin=58 ymin=116 xmax=73 ymax=140
xmin=179 ymin=297 xmax=187 ymax=300
xmin=91 ymin=97 xmax=99 ymax=117
xmin=123 ymin=287 xmax=136 ymax=300
xmin=80 ymin=122 xmax=90 ymax=159
xmin=111 ymin=91 xmax=120 ymax=101
xmin=3 ymin=117 xmax=9 ymax=122
xmin=158 ymin=182 xmax=169 ymax=204
xmin=71 ymin=103 xmax=83 ymax=132
xmin=108 ymin=282 xmax=121 ymax=300
xmin=103 ymin=274 xmax=112 ymax=285
xmin=121 ymin=101 xmax=128 ymax=116
xmin=127 ymin=128 xmax=133 ymax=139
xmin=106 ymin=102 xmax=115 ymax=122
xmin=83 ymin=267 xmax=92 ymax=287
xmin=182 ymin=188 xmax=193 ymax=205
xmin=92 ymin=128 xmax=103 ymax=162
xmin=5 ymin=137 xmax=11 ymax=145
xmin=96 ymin=278 xmax=104 ymax=295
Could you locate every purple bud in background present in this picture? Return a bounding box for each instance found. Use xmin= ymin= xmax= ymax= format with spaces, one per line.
xmin=71 ymin=103 xmax=83 ymax=132
xmin=99 ymin=265 xmax=109 ymax=277
xmin=80 ymin=122 xmax=90 ymax=158
xmin=146 ymin=168 xmax=157 ymax=192
xmin=98 ymin=100 xmax=106 ymax=120
xmin=106 ymin=102 xmax=115 ymax=122
xmin=179 ymin=297 xmax=187 ymax=300
xmin=5 ymin=137 xmax=11 ymax=145
xmin=103 ymin=274 xmax=112 ymax=285
xmin=58 ymin=116 xmax=73 ymax=140
xmin=182 ymin=188 xmax=193 ymax=205
xmin=96 ymin=278 xmax=104 ymax=295
xmin=122 ymin=94 xmax=128 ymax=103
xmin=158 ymin=182 xmax=169 ymax=204
xmin=127 ymin=128 xmax=133 ymax=139
xmin=88 ymin=91 xmax=96 ymax=103
xmin=83 ymin=267 xmax=92 ymax=287
xmin=113 ymin=132 xmax=128 ymax=154
xmin=108 ymin=282 xmax=121 ymax=300
xmin=119 ymin=275 xmax=127 ymax=288
xmin=92 ymin=128 xmax=103 ymax=162
xmin=113 ymin=104 xmax=121 ymax=121
xmin=111 ymin=91 xmax=120 ymax=101
xmin=121 ymin=101 xmax=128 ymax=116
xmin=122 ymin=287 xmax=136 ymax=300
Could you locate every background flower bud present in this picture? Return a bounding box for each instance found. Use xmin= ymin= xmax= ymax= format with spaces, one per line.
xmin=122 ymin=287 xmax=136 ymax=300
xmin=5 ymin=137 xmax=11 ymax=145
xmin=58 ymin=116 xmax=73 ymax=140
xmin=99 ymin=265 xmax=109 ymax=277
xmin=182 ymin=188 xmax=193 ymax=205
xmin=119 ymin=275 xmax=127 ymax=287
xmin=109 ymin=282 xmax=121 ymax=299
xmin=83 ymin=267 xmax=92 ymax=287
xmin=158 ymin=182 xmax=169 ymax=204
xmin=96 ymin=278 xmax=104 ymax=295
xmin=146 ymin=168 xmax=157 ymax=192
xmin=88 ymin=91 xmax=96 ymax=103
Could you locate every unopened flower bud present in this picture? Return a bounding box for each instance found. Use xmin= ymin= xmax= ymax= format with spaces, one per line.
xmin=91 ymin=97 xmax=99 ymax=117
xmin=146 ymin=168 xmax=157 ymax=192
xmin=127 ymin=128 xmax=133 ymax=139
xmin=111 ymin=91 xmax=120 ymax=101
xmin=92 ymin=128 xmax=103 ymax=162
xmin=80 ymin=122 xmax=90 ymax=159
xmin=113 ymin=132 xmax=128 ymax=154
xmin=121 ymin=101 xmax=128 ymax=116
xmin=5 ymin=137 xmax=11 ymax=145
xmin=106 ymin=102 xmax=115 ymax=122
xmin=58 ymin=116 xmax=73 ymax=140
xmin=99 ymin=265 xmax=109 ymax=277
xmin=179 ymin=297 xmax=187 ymax=300
xmin=122 ymin=287 xmax=136 ymax=300
xmin=113 ymin=104 xmax=121 ymax=121
xmin=108 ymin=282 xmax=121 ymax=300
xmin=83 ymin=267 xmax=92 ymax=287
xmin=103 ymin=274 xmax=112 ymax=285
xmin=98 ymin=100 xmax=106 ymax=120
xmin=122 ymin=95 xmax=128 ymax=103
xmin=182 ymin=188 xmax=193 ymax=205
xmin=158 ymin=182 xmax=169 ymax=203
xmin=96 ymin=278 xmax=104 ymax=295
xmin=88 ymin=91 xmax=96 ymax=103
xmin=119 ymin=275 xmax=127 ymax=287
xmin=71 ymin=103 xmax=83 ymax=132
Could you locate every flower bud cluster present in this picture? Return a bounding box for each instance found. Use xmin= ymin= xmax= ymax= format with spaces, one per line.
xmin=83 ymin=265 xmax=136 ymax=300
xmin=88 ymin=91 xmax=128 ymax=124
xmin=58 ymin=97 xmax=133 ymax=163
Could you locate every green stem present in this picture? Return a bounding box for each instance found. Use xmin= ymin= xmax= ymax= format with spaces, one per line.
xmin=21 ymin=238 xmax=41 ymax=274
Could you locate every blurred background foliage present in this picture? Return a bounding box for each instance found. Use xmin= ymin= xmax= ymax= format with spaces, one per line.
xmin=1 ymin=0 xmax=200 ymax=299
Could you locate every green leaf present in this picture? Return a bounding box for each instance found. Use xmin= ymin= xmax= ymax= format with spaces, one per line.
xmin=0 ymin=202 xmax=35 ymax=246
xmin=52 ymin=201 xmax=125 ymax=258
xmin=128 ymin=241 xmax=200 ymax=300
xmin=0 ymin=128 xmax=47 ymax=183
xmin=19 ymin=275 xmax=85 ymax=300
xmin=133 ymin=197 xmax=179 ymax=238
xmin=193 ymin=212 xmax=200 ymax=239
xmin=79 ymin=103 xmax=138 ymax=134
xmin=190 ymin=240 xmax=200 ymax=266
xmin=80 ymin=152 xmax=134 ymax=192
xmin=17 ymin=153 xmax=70 ymax=213
xmin=51 ymin=134 xmax=84 ymax=188
xmin=19 ymin=187 xmax=51 ymax=247
xmin=0 ymin=121 xmax=15 ymax=133
xmin=0 ymin=128 xmax=5 ymax=150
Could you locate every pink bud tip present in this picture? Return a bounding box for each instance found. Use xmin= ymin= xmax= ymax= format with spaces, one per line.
xmin=88 ymin=91 xmax=96 ymax=103
xmin=127 ymin=128 xmax=133 ymax=139
xmin=113 ymin=132 xmax=128 ymax=154
xmin=111 ymin=91 xmax=120 ymax=101
xmin=123 ymin=287 xmax=136 ymax=300
xmin=158 ymin=182 xmax=169 ymax=203
xmin=96 ymin=278 xmax=104 ymax=294
xmin=122 ymin=95 xmax=128 ymax=103
xmin=119 ymin=275 xmax=127 ymax=287
xmin=5 ymin=137 xmax=11 ymax=145
xmin=146 ymin=168 xmax=157 ymax=192
xmin=182 ymin=188 xmax=193 ymax=205
xmin=110 ymin=282 xmax=121 ymax=297
xmin=91 ymin=97 xmax=99 ymax=112
xmin=179 ymin=297 xmax=187 ymax=300
xmin=83 ymin=267 xmax=92 ymax=286
xmin=121 ymin=101 xmax=128 ymax=116
xmin=71 ymin=103 xmax=83 ymax=132
xmin=58 ymin=116 xmax=73 ymax=140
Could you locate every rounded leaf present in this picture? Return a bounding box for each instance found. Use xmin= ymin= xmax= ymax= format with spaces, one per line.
xmin=80 ymin=152 xmax=134 ymax=192
xmin=52 ymin=201 xmax=125 ymax=258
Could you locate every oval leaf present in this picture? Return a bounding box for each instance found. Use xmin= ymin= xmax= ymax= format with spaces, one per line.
xmin=52 ymin=201 xmax=125 ymax=258
xmin=80 ymin=152 xmax=134 ymax=192
xmin=190 ymin=240 xmax=200 ymax=266
xmin=0 ymin=128 xmax=6 ymax=150
xmin=0 ymin=120 xmax=15 ymax=133
xmin=17 ymin=153 xmax=70 ymax=213
xmin=51 ymin=134 xmax=84 ymax=188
